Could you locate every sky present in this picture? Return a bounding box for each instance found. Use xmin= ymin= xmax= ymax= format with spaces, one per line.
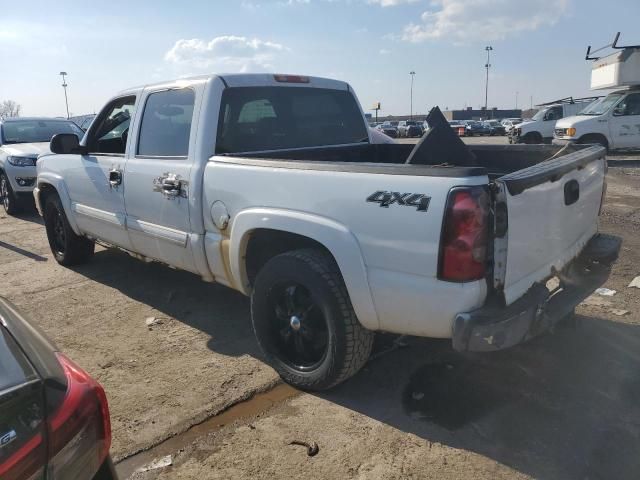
xmin=1 ymin=0 xmax=639 ymax=118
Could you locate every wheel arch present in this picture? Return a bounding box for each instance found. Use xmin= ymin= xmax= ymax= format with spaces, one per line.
xmin=229 ymin=208 xmax=380 ymax=330
xmin=577 ymin=133 xmax=609 ymax=150
xmin=36 ymin=175 xmax=81 ymax=235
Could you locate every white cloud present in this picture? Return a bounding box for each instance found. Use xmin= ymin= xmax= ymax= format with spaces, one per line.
xmin=401 ymin=0 xmax=570 ymax=43
xmin=368 ymin=0 xmax=418 ymax=6
xmin=379 ymin=48 xmax=391 ymax=55
xmin=164 ymin=36 xmax=288 ymax=72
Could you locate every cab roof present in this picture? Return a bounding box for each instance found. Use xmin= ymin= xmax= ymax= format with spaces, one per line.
xmin=118 ymin=73 xmax=351 ymax=96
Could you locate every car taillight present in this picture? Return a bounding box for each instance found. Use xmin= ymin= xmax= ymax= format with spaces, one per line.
xmin=438 ymin=186 xmax=490 ymax=282
xmin=47 ymin=353 xmax=111 ymax=479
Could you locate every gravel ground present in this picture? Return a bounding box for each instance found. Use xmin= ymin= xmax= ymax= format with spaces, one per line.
xmin=1 ymin=139 xmax=638 ymax=479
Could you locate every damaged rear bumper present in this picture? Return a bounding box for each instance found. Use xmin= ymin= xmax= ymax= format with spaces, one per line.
xmin=452 ymin=233 xmax=621 ymax=352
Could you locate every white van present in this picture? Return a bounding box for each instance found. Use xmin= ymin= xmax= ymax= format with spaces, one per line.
xmin=554 ymin=88 xmax=640 ymax=150
xmin=509 ymin=98 xmax=598 ymax=144
xmin=554 ymin=37 xmax=640 ymax=151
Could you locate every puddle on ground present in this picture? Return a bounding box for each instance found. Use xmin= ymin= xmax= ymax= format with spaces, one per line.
xmin=116 ymin=383 xmax=299 ymax=479
xmin=402 ymin=360 xmax=514 ymax=430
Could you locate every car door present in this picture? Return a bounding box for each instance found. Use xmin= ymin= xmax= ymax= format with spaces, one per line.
xmin=609 ymin=92 xmax=640 ymax=149
xmin=123 ymin=87 xmax=200 ymax=273
xmin=0 ymin=326 xmax=46 ymax=480
xmin=541 ymin=106 xmax=563 ymax=139
xmin=63 ymin=95 xmax=137 ymax=249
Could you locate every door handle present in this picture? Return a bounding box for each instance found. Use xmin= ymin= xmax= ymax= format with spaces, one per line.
xmin=161 ymin=178 xmax=181 ymax=197
xmin=564 ymin=179 xmax=579 ymax=205
xmin=109 ymin=169 xmax=122 ymax=187
xmin=153 ymin=173 xmax=183 ymax=198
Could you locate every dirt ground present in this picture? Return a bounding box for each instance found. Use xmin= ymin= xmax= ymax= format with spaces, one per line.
xmin=1 ymin=141 xmax=639 ymax=479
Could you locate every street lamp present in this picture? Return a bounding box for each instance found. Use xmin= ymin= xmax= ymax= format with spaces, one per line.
xmin=409 ymin=71 xmax=416 ymax=121
xmin=59 ymin=71 xmax=70 ymax=119
xmin=484 ymin=46 xmax=493 ymax=113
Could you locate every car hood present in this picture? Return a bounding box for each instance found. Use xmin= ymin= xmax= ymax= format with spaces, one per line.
xmin=1 ymin=142 xmax=51 ymax=157
xmin=554 ymin=115 xmax=596 ymax=129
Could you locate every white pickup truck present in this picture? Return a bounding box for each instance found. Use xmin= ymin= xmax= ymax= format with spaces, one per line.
xmin=35 ymin=74 xmax=620 ymax=390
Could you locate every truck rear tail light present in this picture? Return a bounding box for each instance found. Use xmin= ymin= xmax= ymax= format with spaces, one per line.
xmin=274 ymin=74 xmax=310 ymax=83
xmin=47 ymin=353 xmax=111 ymax=479
xmin=438 ymin=186 xmax=490 ymax=282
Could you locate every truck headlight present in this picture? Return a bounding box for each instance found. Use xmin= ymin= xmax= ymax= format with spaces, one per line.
xmin=7 ymin=156 xmax=37 ymax=167
xmin=566 ymin=128 xmax=576 ymax=137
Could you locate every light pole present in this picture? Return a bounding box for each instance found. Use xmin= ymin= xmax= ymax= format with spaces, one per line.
xmin=516 ymin=91 xmax=519 ymax=109
xmin=484 ymin=46 xmax=493 ymax=113
xmin=59 ymin=72 xmax=70 ymax=119
xmin=409 ymin=71 xmax=415 ymax=121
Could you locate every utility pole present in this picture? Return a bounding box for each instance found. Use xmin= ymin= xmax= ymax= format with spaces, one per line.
xmin=59 ymin=72 xmax=70 ymax=119
xmin=530 ymin=95 xmax=533 ymax=110
xmin=484 ymin=46 xmax=493 ymax=112
xmin=409 ymin=71 xmax=415 ymax=120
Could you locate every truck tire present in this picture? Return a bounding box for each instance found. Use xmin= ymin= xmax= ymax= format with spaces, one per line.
xmin=578 ymin=134 xmax=609 ymax=153
xmin=44 ymin=193 xmax=95 ymax=266
xmin=251 ymin=248 xmax=374 ymax=391
xmin=1 ymin=173 xmax=22 ymax=215
xmin=523 ymin=132 xmax=543 ymax=144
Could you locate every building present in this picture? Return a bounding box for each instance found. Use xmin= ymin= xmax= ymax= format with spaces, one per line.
xmin=443 ymin=107 xmax=522 ymax=121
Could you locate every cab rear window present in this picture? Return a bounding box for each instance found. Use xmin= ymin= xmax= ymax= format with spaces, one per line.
xmin=216 ymin=87 xmax=368 ymax=154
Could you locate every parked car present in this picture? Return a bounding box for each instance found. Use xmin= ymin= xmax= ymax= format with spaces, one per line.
xmin=75 ymin=114 xmax=97 ymax=132
xmin=501 ymin=118 xmax=523 ymax=135
xmin=369 ymin=126 xmax=396 ymax=144
xmin=397 ymin=120 xmax=423 ymax=138
xmin=510 ymin=98 xmax=597 ymax=144
xmin=36 ymin=73 xmax=619 ymax=391
xmin=0 ymin=296 xmax=116 ymax=479
xmin=483 ymin=120 xmax=506 ymax=136
xmin=377 ymin=122 xmax=398 ymax=138
xmin=554 ymin=89 xmax=640 ymax=151
xmin=465 ymin=121 xmax=491 ymax=136
xmin=0 ymin=117 xmax=84 ymax=215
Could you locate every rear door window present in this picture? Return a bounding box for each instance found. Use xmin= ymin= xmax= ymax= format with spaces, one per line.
xmin=137 ymin=89 xmax=196 ymax=157
xmin=216 ymin=87 xmax=368 ymax=154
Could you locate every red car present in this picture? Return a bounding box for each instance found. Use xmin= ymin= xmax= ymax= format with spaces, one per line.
xmin=0 ymin=297 xmax=116 ymax=480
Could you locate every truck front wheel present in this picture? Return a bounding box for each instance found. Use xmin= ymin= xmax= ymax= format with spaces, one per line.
xmin=523 ymin=132 xmax=543 ymax=144
xmin=251 ymin=248 xmax=374 ymax=391
xmin=578 ymin=134 xmax=609 ymax=152
xmin=44 ymin=193 xmax=95 ymax=266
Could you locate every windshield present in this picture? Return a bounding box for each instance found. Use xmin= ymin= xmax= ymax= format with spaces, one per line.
xmin=216 ymin=87 xmax=368 ymax=154
xmin=406 ymin=121 xmax=417 ymax=126
xmin=580 ymin=94 xmax=624 ymax=116
xmin=1 ymin=120 xmax=83 ymax=144
xmin=531 ymin=109 xmax=548 ymax=121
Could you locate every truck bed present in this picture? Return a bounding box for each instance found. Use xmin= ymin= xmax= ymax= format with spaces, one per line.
xmin=220 ymin=143 xmax=595 ymax=181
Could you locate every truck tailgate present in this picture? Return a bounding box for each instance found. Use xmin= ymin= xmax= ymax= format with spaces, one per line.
xmin=495 ymin=146 xmax=606 ymax=305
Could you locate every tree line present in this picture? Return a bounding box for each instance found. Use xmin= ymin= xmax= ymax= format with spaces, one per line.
xmin=0 ymin=100 xmax=21 ymax=120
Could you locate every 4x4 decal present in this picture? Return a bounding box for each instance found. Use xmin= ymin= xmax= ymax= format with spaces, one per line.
xmin=366 ymin=191 xmax=430 ymax=212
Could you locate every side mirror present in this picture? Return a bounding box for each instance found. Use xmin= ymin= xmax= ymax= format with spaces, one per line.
xmin=612 ymin=106 xmax=625 ymax=116
xmin=50 ymin=133 xmax=86 ymax=154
